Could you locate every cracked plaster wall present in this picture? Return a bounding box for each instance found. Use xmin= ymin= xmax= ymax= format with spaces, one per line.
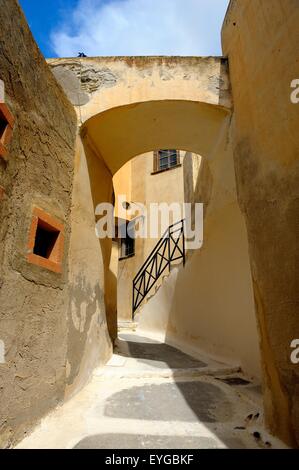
xmin=222 ymin=0 xmax=299 ymax=447
xmin=0 ymin=0 xmax=108 ymax=448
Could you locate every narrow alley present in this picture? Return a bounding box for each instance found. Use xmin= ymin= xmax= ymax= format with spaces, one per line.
xmin=17 ymin=330 xmax=285 ymax=449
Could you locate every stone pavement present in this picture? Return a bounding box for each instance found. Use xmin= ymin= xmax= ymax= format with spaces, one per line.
xmin=16 ymin=331 xmax=286 ymax=449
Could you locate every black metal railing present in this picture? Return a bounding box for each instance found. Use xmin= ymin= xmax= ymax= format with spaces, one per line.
xmin=132 ymin=219 xmax=185 ymax=318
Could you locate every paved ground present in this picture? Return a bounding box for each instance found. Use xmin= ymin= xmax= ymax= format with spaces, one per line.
xmin=16 ymin=331 xmax=286 ymax=449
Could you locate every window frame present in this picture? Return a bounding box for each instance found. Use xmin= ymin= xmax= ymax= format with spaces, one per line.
xmin=118 ymin=221 xmax=135 ymax=261
xmin=0 ymin=103 xmax=15 ymax=160
xmin=152 ymin=150 xmax=181 ymax=174
xmin=27 ymin=207 xmax=65 ymax=273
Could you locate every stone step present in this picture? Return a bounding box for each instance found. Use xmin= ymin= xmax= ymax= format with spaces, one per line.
xmin=118 ymin=321 xmax=138 ymax=331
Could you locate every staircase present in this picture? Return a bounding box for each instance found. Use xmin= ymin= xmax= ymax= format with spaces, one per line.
xmin=132 ymin=219 xmax=185 ymax=319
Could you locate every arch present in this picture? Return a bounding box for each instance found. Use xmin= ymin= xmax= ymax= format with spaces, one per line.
xmin=71 ymin=95 xmax=260 ymax=384
xmin=81 ymin=99 xmax=230 ymax=175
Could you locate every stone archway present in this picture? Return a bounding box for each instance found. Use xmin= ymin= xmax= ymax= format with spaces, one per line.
xmin=52 ymin=57 xmax=260 ymax=438
xmin=66 ymin=95 xmax=260 ymax=394
xmin=82 ymin=99 xmax=230 ymax=174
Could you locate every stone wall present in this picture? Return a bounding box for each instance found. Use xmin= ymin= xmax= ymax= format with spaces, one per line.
xmin=222 ymin=0 xmax=299 ymax=447
xmin=0 ymin=0 xmax=78 ymax=447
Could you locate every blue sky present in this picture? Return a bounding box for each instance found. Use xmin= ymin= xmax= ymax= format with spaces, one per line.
xmin=19 ymin=0 xmax=74 ymax=57
xmin=19 ymin=0 xmax=229 ymax=58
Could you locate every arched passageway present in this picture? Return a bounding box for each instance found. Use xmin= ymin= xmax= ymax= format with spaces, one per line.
xmin=49 ymin=59 xmax=237 ymax=387
xmin=1 ymin=0 xmax=297 ymax=449
xmin=68 ymin=97 xmax=260 ymax=397
xmin=49 ymin=54 xmax=266 ymax=445
xmin=82 ymin=99 xmax=229 ymax=174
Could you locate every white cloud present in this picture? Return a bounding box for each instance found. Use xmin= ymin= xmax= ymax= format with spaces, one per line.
xmin=51 ymin=0 xmax=230 ymax=58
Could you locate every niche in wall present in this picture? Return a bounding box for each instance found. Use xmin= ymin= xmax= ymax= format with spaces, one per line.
xmin=0 ymin=103 xmax=14 ymax=159
xmin=27 ymin=208 xmax=65 ymax=273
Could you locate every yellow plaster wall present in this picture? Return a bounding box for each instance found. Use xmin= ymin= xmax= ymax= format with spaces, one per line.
xmin=222 ymin=0 xmax=299 ymax=447
xmin=114 ymin=151 xmax=187 ymax=321
xmin=66 ymin=138 xmax=113 ymax=399
xmin=138 ymin=116 xmax=261 ymax=380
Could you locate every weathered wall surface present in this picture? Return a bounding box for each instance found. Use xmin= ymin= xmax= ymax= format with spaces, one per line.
xmin=2 ymin=0 xmax=294 ymax=450
xmin=222 ymin=0 xmax=299 ymax=446
xmin=48 ymin=56 xmax=231 ymax=120
xmin=138 ymin=116 xmax=261 ymax=380
xmin=0 ymin=0 xmax=78 ymax=447
xmin=48 ymin=56 xmax=231 ymax=176
xmin=65 ymin=138 xmax=113 ymax=398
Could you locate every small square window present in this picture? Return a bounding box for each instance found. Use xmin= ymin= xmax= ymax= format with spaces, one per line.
xmin=152 ymin=150 xmax=180 ymax=173
xmin=33 ymin=223 xmax=60 ymax=260
xmin=27 ymin=208 xmax=64 ymax=273
xmin=0 ymin=114 xmax=8 ymax=140
xmin=0 ymin=103 xmax=14 ymax=159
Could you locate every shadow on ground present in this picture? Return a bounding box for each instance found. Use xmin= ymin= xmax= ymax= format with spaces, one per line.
xmin=74 ymin=433 xmax=244 ymax=449
xmin=103 ymin=380 xmax=232 ymax=423
xmin=73 ymin=334 xmax=262 ymax=449
xmin=115 ymin=333 xmax=207 ymax=369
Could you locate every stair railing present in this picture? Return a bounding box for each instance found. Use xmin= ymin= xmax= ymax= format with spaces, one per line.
xmin=132 ymin=219 xmax=185 ymax=318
